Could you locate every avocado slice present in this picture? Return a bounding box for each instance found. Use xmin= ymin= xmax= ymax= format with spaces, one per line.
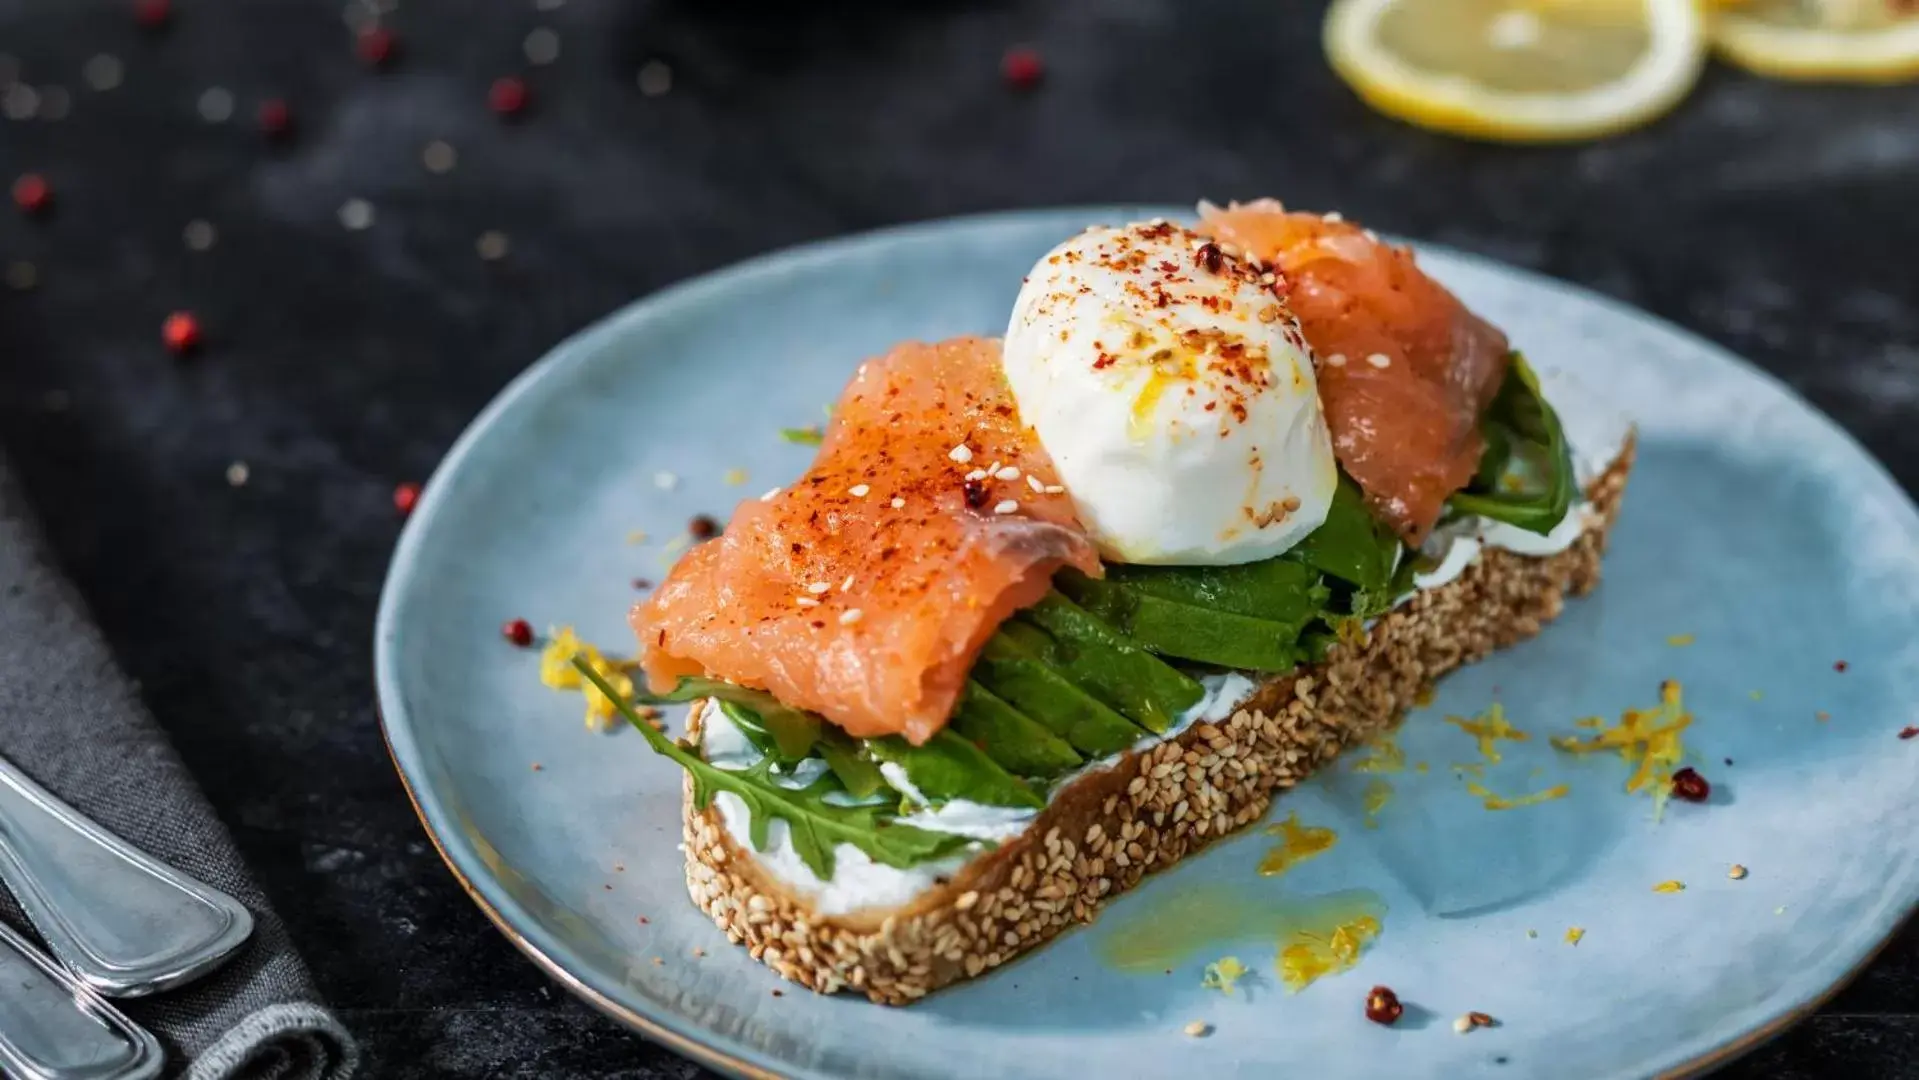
xmin=1013 ymin=593 xmax=1203 ymax=733
xmin=973 ymin=632 xmax=1148 ymax=757
xmin=867 ymin=729 xmax=1044 ymax=809
xmin=949 ymin=681 xmax=1083 ymax=778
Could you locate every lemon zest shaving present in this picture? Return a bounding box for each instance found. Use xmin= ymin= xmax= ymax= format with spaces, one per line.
xmin=1652 ymin=880 xmax=1685 ymax=893
xmin=1666 ymin=633 xmax=1695 ymax=647
xmin=1552 ymin=679 xmax=1691 ymax=819
xmin=1362 ymin=778 xmax=1393 ymax=828
xmin=1565 ymin=927 xmax=1585 ymax=945
xmin=1350 ymin=733 xmax=1405 ymax=774
xmin=1446 ymin=702 xmax=1530 ymax=764
xmin=1201 ymin=956 xmax=1249 ymax=995
xmin=1465 ymin=779 xmax=1571 ymax=811
xmin=540 ymin=626 xmax=638 ymax=731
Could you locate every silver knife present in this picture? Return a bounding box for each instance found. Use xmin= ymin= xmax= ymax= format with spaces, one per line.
xmin=0 ymin=917 xmax=165 ymax=1080
xmin=0 ymin=753 xmax=254 ymax=997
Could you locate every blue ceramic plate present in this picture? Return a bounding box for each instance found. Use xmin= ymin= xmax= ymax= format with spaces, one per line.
xmin=375 ymin=208 xmax=1919 ymax=1080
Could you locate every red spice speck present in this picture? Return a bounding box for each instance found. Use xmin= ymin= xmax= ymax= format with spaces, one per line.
xmin=771 ymin=988 xmax=784 ymax=997
xmin=133 ymin=0 xmax=171 ymax=30
xmin=489 ymin=76 xmax=530 ymax=117
xmin=258 ymin=99 xmax=293 ymax=138
xmin=1364 ymin=986 xmax=1404 ymax=1026
xmin=392 ymin=481 xmax=422 ymax=516
xmin=161 ymin=311 xmax=202 ymax=355
xmin=502 ymin=618 xmax=534 ymax=647
xmin=688 ymin=514 xmax=720 ymax=540
xmin=1194 ymin=242 xmax=1224 ymax=274
xmin=962 ymin=479 xmax=990 ymax=509
xmin=356 ymin=27 xmax=397 ymax=68
xmin=1833 ymin=660 xmax=1849 ymax=672
xmin=631 ymin=577 xmax=653 ymax=590
xmin=12 ymin=174 xmax=52 ymax=216
xmin=1670 ymin=766 xmax=1710 ymax=803
xmin=1899 ymin=726 xmax=1918 ymax=740
xmin=1001 ymin=46 xmax=1043 ymax=90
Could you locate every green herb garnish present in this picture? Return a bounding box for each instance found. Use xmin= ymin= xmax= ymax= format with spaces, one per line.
xmin=578 ymin=662 xmax=969 ymax=877
xmin=637 ymin=678 xmax=821 ymax=765
xmin=779 ymin=426 xmax=824 ymax=446
xmin=1448 ymin=353 xmax=1575 ymax=535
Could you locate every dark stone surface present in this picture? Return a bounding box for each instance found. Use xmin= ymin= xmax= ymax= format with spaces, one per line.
xmin=1 ymin=0 xmax=1915 ymax=1076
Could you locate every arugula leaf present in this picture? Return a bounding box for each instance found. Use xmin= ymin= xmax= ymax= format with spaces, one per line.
xmin=578 ymin=661 xmax=970 ymax=877
xmin=814 ymin=726 xmax=888 ymax=800
xmin=637 ymin=677 xmax=820 ymax=764
xmin=1448 ymin=353 xmax=1575 ymax=535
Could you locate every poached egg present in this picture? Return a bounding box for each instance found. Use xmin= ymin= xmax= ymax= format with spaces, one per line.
xmin=1002 ymin=221 xmax=1337 ymax=565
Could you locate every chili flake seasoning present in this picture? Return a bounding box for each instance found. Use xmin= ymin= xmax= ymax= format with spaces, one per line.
xmin=133 ymin=0 xmax=171 ymax=30
xmin=1898 ymin=726 xmax=1918 ymax=740
xmin=258 ymin=98 xmax=293 ymax=138
xmin=1364 ymin=986 xmax=1404 ymax=1026
xmin=1670 ymin=766 xmax=1710 ymax=803
xmin=12 ymin=174 xmax=51 ymax=216
xmin=357 ymin=27 xmax=397 ymax=68
xmin=502 ymin=618 xmax=535 ymax=647
xmin=392 ymin=481 xmax=422 ymax=516
xmin=1001 ymin=46 xmax=1043 ymax=90
xmin=488 ymin=76 xmax=530 ymax=117
xmin=161 ymin=311 xmax=202 ymax=355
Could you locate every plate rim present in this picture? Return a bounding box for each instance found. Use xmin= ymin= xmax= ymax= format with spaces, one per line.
xmin=373 ymin=204 xmax=1919 ymax=1080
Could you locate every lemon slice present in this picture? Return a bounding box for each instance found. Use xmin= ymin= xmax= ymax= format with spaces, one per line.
xmin=1323 ymin=0 xmax=1708 ymax=143
xmin=1711 ymin=0 xmax=1919 ymax=83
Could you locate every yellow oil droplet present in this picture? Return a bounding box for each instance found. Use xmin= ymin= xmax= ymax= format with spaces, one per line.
xmin=1565 ymin=927 xmax=1586 ymax=945
xmin=1125 ymin=347 xmax=1197 ymax=442
xmin=1361 ymin=778 xmax=1393 ymax=829
xmin=1652 ymin=880 xmax=1685 ymax=893
xmin=1749 ymin=689 xmax=1764 ymax=702
xmin=1258 ymin=813 xmax=1338 ymax=877
xmin=1350 ymin=733 xmax=1405 ymax=774
xmin=1096 ymin=884 xmax=1385 ymax=987
xmin=1553 ymin=679 xmax=1691 ymax=818
xmin=1447 ymin=702 xmax=1530 ymax=764
xmin=1666 ymin=633 xmax=1695 ymax=647
xmin=1464 ymin=779 xmax=1570 ymax=811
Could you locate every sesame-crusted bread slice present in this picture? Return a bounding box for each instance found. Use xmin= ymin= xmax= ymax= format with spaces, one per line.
xmin=681 ymin=438 xmax=1636 ymax=1005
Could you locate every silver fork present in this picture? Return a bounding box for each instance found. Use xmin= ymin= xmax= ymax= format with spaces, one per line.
xmin=0 ymin=920 xmax=164 ymax=1080
xmin=0 ymin=752 xmax=256 ymax=1079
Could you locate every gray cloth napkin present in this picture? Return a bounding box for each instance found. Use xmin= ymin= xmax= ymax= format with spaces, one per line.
xmin=0 ymin=455 xmax=359 ymax=1080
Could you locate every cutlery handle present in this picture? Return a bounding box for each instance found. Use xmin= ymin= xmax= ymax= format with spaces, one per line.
xmin=0 ymin=755 xmax=253 ymax=997
xmin=0 ymin=918 xmax=164 ymax=1080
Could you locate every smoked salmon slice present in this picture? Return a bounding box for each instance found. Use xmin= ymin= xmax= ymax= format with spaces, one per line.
xmin=1199 ymin=200 xmax=1510 ymax=543
xmin=635 ymin=337 xmax=1100 ymax=746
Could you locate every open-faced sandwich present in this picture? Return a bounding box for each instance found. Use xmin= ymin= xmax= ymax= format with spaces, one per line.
xmin=583 ymin=200 xmax=1635 ymax=1004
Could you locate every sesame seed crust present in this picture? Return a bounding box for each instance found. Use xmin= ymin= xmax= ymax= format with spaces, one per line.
xmin=680 ymin=436 xmax=1637 ymax=1004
